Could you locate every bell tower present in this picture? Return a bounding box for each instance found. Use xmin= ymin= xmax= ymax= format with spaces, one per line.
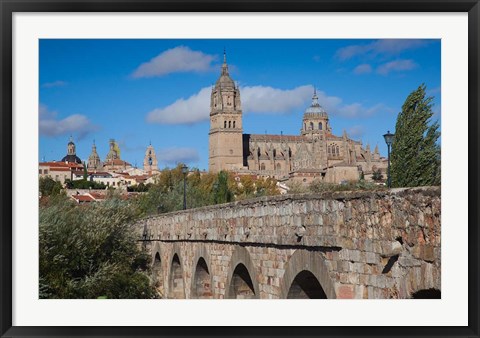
xmin=208 ymin=51 xmax=244 ymax=173
xmin=87 ymin=140 xmax=102 ymax=170
xmin=143 ymin=143 xmax=159 ymax=173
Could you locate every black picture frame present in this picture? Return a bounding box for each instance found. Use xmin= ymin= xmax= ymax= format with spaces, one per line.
xmin=1 ymin=1 xmax=479 ymax=337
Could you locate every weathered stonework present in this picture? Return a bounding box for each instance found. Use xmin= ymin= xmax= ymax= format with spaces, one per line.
xmin=137 ymin=187 xmax=441 ymax=299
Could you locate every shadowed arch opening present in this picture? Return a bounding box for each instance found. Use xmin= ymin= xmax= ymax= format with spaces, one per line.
xmin=229 ymin=263 xmax=255 ymax=299
xmin=287 ymin=270 xmax=327 ymax=299
xmin=168 ymin=253 xmax=185 ymax=299
xmin=411 ymin=288 xmax=441 ymax=299
xmin=280 ymin=250 xmax=336 ymax=299
xmin=152 ymin=252 xmax=165 ymax=298
xmin=192 ymin=257 xmax=212 ymax=299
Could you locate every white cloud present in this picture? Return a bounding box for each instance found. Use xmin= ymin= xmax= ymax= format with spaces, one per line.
xmin=146 ymin=87 xmax=211 ymax=124
xmin=132 ymin=46 xmax=216 ymax=78
xmin=41 ymin=80 xmax=67 ymax=88
xmin=241 ymin=85 xmax=313 ymax=114
xmin=353 ymin=64 xmax=372 ymax=75
xmin=347 ymin=125 xmax=366 ymax=138
xmin=336 ymin=39 xmax=429 ymax=61
xmin=157 ymin=147 xmax=200 ymax=165
xmin=39 ymin=104 xmax=97 ymax=139
xmin=146 ymin=84 xmax=388 ymax=125
xmin=376 ymin=59 xmax=417 ymax=75
xmin=146 ymin=85 xmax=314 ymax=124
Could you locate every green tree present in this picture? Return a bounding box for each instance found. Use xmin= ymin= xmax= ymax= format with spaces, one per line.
xmin=39 ymin=176 xmax=63 ymax=197
xmin=390 ymin=84 xmax=441 ymax=187
xmin=214 ymin=171 xmax=233 ymax=204
xmin=39 ymin=195 xmax=155 ymax=299
xmin=83 ymin=163 xmax=88 ymax=180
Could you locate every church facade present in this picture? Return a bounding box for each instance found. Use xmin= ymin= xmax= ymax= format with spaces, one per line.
xmin=208 ymin=54 xmax=387 ymax=183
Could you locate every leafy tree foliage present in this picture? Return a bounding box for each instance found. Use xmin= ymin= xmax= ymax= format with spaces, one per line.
xmin=390 ymin=84 xmax=441 ymax=187
xmin=372 ymin=170 xmax=384 ymax=182
xmin=65 ymin=179 xmax=107 ymax=190
xmin=127 ymin=182 xmax=152 ymax=192
xmin=39 ymin=176 xmax=63 ymax=197
xmin=213 ymin=171 xmax=233 ymax=204
xmin=39 ymin=195 xmax=155 ymax=299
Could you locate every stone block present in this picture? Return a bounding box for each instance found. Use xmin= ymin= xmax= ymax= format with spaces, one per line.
xmin=336 ymin=284 xmax=355 ymax=299
xmin=366 ymin=252 xmax=378 ymax=264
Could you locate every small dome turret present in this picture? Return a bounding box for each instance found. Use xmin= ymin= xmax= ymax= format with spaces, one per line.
xmin=305 ymin=88 xmax=328 ymax=117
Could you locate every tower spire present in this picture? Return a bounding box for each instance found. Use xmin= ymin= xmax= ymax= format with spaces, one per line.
xmin=311 ymin=87 xmax=320 ymax=107
xmin=221 ymin=48 xmax=229 ymax=75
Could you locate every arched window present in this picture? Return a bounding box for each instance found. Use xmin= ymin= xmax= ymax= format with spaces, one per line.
xmin=319 ymin=122 xmax=323 ymax=130
xmin=276 ymin=163 xmax=281 ymax=170
xmin=310 ymin=122 xmax=314 ymax=130
xmin=260 ymin=163 xmax=266 ymax=170
xmin=229 ymin=121 xmax=231 ymax=128
xmin=224 ymin=121 xmax=227 ymax=128
xmin=233 ymin=121 xmax=236 ymax=128
xmin=336 ymin=146 xmax=340 ymax=156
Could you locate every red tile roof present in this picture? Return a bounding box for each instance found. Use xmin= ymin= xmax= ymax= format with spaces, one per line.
xmin=72 ymin=195 xmax=94 ymax=202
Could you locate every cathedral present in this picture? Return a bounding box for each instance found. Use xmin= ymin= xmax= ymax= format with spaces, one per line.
xmin=208 ymin=53 xmax=387 ymax=183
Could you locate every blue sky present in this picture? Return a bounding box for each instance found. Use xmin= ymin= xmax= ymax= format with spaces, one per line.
xmin=39 ymin=39 xmax=441 ymax=171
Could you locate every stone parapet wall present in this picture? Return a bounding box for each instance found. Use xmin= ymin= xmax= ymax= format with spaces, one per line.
xmin=138 ymin=187 xmax=441 ymax=299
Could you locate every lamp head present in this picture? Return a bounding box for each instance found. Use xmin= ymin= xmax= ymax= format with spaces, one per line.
xmin=383 ymin=130 xmax=394 ymax=146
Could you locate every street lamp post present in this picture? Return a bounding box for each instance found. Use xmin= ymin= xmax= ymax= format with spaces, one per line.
xmin=383 ymin=130 xmax=395 ymax=188
xmin=182 ymin=164 xmax=188 ymax=210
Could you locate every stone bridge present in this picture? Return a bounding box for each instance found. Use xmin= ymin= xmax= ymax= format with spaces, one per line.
xmin=136 ymin=187 xmax=441 ymax=299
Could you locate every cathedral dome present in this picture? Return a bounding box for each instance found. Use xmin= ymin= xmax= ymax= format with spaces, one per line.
xmin=305 ymin=90 xmax=328 ymax=117
xmin=61 ymin=154 xmax=82 ymax=164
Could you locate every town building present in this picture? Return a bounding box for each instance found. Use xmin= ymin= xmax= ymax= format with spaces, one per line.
xmin=208 ymin=53 xmax=387 ymax=183
xmin=38 ymin=161 xmax=83 ymax=184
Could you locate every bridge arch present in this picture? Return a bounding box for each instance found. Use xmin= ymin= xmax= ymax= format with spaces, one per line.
xmin=226 ymin=246 xmax=260 ymax=299
xmin=280 ymin=249 xmax=336 ymax=299
xmin=190 ymin=246 xmax=214 ymax=299
xmin=168 ymin=248 xmax=186 ymax=299
xmin=150 ymin=242 xmax=166 ymax=298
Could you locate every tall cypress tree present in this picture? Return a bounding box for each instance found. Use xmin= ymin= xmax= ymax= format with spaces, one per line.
xmin=390 ymin=84 xmax=441 ymax=187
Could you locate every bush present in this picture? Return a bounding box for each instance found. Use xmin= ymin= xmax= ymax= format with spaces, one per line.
xmin=39 ymin=176 xmax=63 ymax=197
xmin=39 ymin=195 xmax=155 ymax=299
